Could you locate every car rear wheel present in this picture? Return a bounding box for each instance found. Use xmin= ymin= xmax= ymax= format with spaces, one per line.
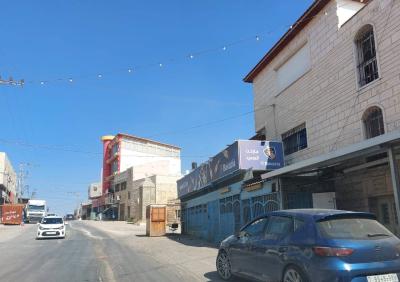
xmin=216 ymin=251 xmax=232 ymax=280
xmin=283 ymin=266 xmax=308 ymax=282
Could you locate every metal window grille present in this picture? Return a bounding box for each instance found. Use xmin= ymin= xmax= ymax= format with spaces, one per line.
xmin=357 ymin=27 xmax=379 ymax=87
xmin=364 ymin=107 xmax=384 ymax=139
xmin=282 ymin=123 xmax=308 ymax=155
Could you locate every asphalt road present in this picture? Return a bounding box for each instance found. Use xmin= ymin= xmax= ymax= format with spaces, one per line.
xmin=0 ymin=222 xmax=227 ymax=282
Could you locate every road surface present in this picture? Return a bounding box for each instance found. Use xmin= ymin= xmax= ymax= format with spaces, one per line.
xmin=0 ymin=221 xmax=230 ymax=282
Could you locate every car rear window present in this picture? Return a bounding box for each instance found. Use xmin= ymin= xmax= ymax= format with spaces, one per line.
xmin=317 ymin=217 xmax=393 ymax=240
xmin=42 ymin=218 xmax=63 ymax=224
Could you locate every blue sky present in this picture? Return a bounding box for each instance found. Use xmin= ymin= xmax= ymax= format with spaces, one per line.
xmin=0 ymin=0 xmax=312 ymax=215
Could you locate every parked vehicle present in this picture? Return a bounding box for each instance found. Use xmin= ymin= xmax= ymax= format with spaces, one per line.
xmin=26 ymin=199 xmax=47 ymax=223
xmin=65 ymin=214 xmax=75 ymax=221
xmin=216 ymin=209 xmax=400 ymax=282
xmin=36 ymin=216 xmax=66 ymax=239
xmin=1 ymin=204 xmax=25 ymax=225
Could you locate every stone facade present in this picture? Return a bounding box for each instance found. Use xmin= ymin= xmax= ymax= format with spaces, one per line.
xmin=114 ymin=169 xmax=179 ymax=223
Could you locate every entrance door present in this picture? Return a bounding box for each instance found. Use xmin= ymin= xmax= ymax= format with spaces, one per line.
xmin=376 ymin=196 xmax=399 ymax=236
xmin=119 ymin=204 xmax=125 ymax=221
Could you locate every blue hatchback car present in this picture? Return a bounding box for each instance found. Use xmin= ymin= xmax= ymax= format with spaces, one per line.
xmin=216 ymin=209 xmax=400 ymax=282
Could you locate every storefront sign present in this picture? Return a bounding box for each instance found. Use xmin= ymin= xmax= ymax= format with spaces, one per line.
xmin=178 ymin=140 xmax=284 ymax=197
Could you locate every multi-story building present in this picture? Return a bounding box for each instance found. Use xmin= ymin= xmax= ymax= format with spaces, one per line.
xmin=0 ymin=152 xmax=17 ymax=204
xmin=244 ymin=0 xmax=400 ymax=235
xmin=98 ymin=133 xmax=181 ymax=221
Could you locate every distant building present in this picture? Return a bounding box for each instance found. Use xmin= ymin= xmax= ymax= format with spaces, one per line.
xmin=0 ymin=152 xmax=17 ymax=204
xmin=97 ymin=133 xmax=181 ymax=221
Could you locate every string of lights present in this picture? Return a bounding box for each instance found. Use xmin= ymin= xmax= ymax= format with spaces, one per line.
xmin=1 ymin=2 xmax=360 ymax=87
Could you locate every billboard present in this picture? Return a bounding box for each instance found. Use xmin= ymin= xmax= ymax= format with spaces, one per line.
xmin=238 ymin=140 xmax=284 ymax=170
xmin=178 ymin=140 xmax=284 ymax=197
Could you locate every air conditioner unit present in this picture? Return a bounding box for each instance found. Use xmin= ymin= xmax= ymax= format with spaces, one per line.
xmin=116 ymin=195 xmax=121 ymax=201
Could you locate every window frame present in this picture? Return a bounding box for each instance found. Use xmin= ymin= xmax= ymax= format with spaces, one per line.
xmin=282 ymin=123 xmax=308 ymax=155
xmin=354 ymin=24 xmax=380 ymax=89
xmin=362 ymin=106 xmax=385 ymax=139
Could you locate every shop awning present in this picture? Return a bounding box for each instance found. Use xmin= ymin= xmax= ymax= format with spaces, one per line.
xmin=262 ymin=130 xmax=400 ymax=180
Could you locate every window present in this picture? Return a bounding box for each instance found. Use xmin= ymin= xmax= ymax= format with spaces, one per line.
xmin=356 ymin=25 xmax=379 ymax=87
xmin=241 ymin=217 xmax=269 ymax=237
xmin=317 ymin=217 xmax=392 ymax=240
xmin=276 ymin=43 xmax=311 ymax=92
xmin=282 ymin=123 xmax=308 ymax=155
xmin=127 ymin=206 xmax=130 ymax=218
xmin=363 ymin=107 xmax=384 ymax=139
xmin=128 ymin=192 xmax=131 ymax=200
xmin=264 ymin=216 xmax=293 ymax=239
xmin=115 ymin=184 xmax=120 ymax=192
xmin=121 ymin=182 xmax=127 ymax=191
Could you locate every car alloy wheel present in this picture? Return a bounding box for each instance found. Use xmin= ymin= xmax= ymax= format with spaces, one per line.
xmin=216 ymin=251 xmax=232 ymax=280
xmin=283 ymin=267 xmax=306 ymax=282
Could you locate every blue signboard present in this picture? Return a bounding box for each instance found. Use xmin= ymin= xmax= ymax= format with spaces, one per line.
xmin=178 ymin=140 xmax=284 ymax=197
xmin=238 ymin=140 xmax=284 ymax=170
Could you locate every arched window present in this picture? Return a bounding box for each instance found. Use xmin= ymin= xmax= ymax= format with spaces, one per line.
xmin=355 ymin=25 xmax=379 ymax=87
xmin=363 ymin=106 xmax=384 ymax=139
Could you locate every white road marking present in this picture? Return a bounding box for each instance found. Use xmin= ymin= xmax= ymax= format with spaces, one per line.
xmin=69 ymin=224 xmax=103 ymax=240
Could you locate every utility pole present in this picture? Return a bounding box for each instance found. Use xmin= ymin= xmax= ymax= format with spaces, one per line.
xmin=67 ymin=192 xmax=81 ymax=218
xmin=0 ymin=76 xmax=24 ymax=87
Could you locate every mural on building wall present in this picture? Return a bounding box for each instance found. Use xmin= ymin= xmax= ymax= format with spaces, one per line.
xmin=178 ymin=140 xmax=284 ymax=197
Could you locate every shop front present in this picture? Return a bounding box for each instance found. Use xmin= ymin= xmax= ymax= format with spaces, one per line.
xmin=262 ymin=131 xmax=400 ymax=236
xmin=179 ymin=140 xmax=284 ymax=243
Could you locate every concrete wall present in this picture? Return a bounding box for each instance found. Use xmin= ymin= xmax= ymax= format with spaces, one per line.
xmin=251 ymin=0 xmax=400 ymax=165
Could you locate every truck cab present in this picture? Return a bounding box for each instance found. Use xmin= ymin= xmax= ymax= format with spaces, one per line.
xmin=26 ymin=200 xmax=47 ymax=223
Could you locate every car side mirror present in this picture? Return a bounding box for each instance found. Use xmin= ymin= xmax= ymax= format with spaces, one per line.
xmin=36 ymin=222 xmax=40 ymax=225
xmin=64 ymin=222 xmax=69 ymax=225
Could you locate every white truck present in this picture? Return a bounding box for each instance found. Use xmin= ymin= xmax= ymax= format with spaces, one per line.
xmin=26 ymin=199 xmax=47 ymax=223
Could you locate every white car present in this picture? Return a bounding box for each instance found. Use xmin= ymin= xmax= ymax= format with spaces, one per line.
xmin=36 ymin=216 xmax=66 ymax=239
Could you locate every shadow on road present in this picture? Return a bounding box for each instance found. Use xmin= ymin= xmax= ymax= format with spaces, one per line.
xmin=165 ymin=233 xmax=218 ymax=249
xmin=204 ymin=271 xmax=251 ymax=282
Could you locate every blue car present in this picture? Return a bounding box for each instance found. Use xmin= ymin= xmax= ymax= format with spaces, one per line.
xmin=216 ymin=209 xmax=400 ymax=282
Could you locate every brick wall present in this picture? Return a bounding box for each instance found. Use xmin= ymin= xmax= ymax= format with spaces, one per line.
xmin=251 ymin=0 xmax=400 ymax=165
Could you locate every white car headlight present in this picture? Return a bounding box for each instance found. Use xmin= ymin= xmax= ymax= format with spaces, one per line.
xmin=38 ymin=225 xmax=44 ymax=230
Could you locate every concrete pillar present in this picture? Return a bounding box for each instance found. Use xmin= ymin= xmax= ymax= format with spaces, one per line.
xmin=387 ymin=146 xmax=400 ymax=223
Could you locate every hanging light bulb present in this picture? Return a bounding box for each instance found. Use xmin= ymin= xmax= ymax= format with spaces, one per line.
xmin=255 ymin=36 xmax=260 ymax=41
xmin=159 ymin=63 xmax=163 ymax=67
xmin=189 ymin=54 xmax=194 ymax=59
xmin=40 ymin=81 xmax=45 ymax=85
xmin=69 ymin=78 xmax=73 ymax=83
xmin=128 ymin=68 xmax=132 ymax=73
xmin=222 ymin=46 xmax=227 ymax=51
xmin=98 ymin=74 xmax=102 ymax=78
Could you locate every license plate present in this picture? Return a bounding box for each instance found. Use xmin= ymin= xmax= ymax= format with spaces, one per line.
xmin=367 ymin=274 xmax=399 ymax=282
xmin=46 ymin=232 xmax=56 ymax=235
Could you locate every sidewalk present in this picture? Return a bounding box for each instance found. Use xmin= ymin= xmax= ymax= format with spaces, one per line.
xmin=0 ymin=224 xmax=34 ymax=243
xmin=82 ymin=221 xmax=231 ymax=281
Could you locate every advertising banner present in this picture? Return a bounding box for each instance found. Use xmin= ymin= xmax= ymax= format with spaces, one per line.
xmin=238 ymin=140 xmax=284 ymax=170
xmin=178 ymin=140 xmax=284 ymax=197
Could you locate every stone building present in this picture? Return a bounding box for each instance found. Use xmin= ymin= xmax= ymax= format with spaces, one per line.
xmin=97 ymin=133 xmax=181 ymax=221
xmin=244 ymin=0 xmax=400 ymax=235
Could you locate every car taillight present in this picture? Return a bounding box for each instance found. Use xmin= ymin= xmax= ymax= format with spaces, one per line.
xmin=313 ymin=247 xmax=354 ymax=257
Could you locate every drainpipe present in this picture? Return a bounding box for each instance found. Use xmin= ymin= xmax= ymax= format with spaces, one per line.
xmin=388 ymin=146 xmax=400 ymax=224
